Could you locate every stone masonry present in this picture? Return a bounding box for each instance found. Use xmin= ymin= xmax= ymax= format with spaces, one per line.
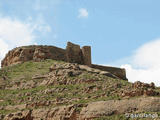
xmin=82 ymin=46 xmax=92 ymax=67
xmin=1 ymin=42 xmax=127 ymax=80
xmin=66 ymin=42 xmax=84 ymax=64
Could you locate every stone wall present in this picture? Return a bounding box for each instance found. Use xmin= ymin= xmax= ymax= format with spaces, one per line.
xmin=1 ymin=42 xmax=127 ymax=80
xmin=66 ymin=42 xmax=83 ymax=64
xmin=65 ymin=42 xmax=92 ymax=66
xmin=91 ymin=64 xmax=127 ymax=80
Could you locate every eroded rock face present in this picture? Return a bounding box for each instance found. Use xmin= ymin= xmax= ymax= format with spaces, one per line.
xmin=80 ymin=97 xmax=160 ymax=120
xmin=47 ymin=105 xmax=77 ymax=120
xmin=1 ymin=45 xmax=66 ymax=67
xmin=3 ymin=105 xmax=77 ymax=120
xmin=3 ymin=110 xmax=33 ymax=120
xmin=121 ymin=81 xmax=159 ymax=98
xmin=133 ymin=81 xmax=155 ymax=89
xmin=42 ymin=63 xmax=120 ymax=86
xmin=2 ymin=97 xmax=160 ymax=120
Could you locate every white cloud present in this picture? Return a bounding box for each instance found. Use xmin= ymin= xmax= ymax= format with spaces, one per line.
xmin=33 ymin=22 xmax=51 ymax=33
xmin=120 ymin=39 xmax=160 ymax=86
xmin=34 ymin=0 xmax=61 ymax=11
xmin=0 ymin=16 xmax=51 ymax=65
xmin=78 ymin=8 xmax=88 ymax=18
xmin=132 ymin=40 xmax=160 ymax=69
xmin=121 ymin=64 xmax=160 ymax=86
xmin=0 ymin=38 xmax=9 ymax=60
xmin=27 ymin=15 xmax=51 ymax=34
xmin=0 ymin=17 xmax=35 ymax=61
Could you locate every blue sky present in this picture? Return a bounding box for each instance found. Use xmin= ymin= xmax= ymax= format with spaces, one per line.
xmin=0 ymin=0 xmax=160 ymax=85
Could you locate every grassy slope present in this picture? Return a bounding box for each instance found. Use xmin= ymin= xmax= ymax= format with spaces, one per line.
xmin=0 ymin=59 xmax=159 ymax=119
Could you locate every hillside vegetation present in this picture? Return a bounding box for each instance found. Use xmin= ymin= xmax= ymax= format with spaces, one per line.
xmin=0 ymin=59 xmax=160 ymax=120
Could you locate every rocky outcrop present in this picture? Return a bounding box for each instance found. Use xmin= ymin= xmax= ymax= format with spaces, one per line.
xmin=2 ymin=105 xmax=77 ymax=120
xmin=132 ymin=81 xmax=155 ymax=89
xmin=1 ymin=45 xmax=66 ymax=67
xmin=0 ymin=59 xmax=160 ymax=120
xmin=121 ymin=81 xmax=159 ymax=97
xmin=3 ymin=110 xmax=33 ymax=120
xmin=44 ymin=63 xmax=119 ymax=86
xmin=2 ymin=97 xmax=160 ymax=120
xmin=80 ymin=97 xmax=160 ymax=119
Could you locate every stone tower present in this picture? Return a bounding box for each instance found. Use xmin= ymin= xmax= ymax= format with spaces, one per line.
xmin=82 ymin=46 xmax=91 ymax=66
xmin=66 ymin=42 xmax=92 ymax=66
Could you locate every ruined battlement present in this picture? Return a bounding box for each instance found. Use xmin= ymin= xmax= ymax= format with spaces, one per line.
xmin=1 ymin=42 xmax=127 ymax=80
xmin=1 ymin=42 xmax=91 ymax=67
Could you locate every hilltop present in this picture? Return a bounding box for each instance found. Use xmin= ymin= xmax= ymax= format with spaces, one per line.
xmin=1 ymin=42 xmax=127 ymax=80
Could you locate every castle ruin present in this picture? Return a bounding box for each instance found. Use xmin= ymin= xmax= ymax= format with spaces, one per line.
xmin=1 ymin=42 xmax=127 ymax=80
